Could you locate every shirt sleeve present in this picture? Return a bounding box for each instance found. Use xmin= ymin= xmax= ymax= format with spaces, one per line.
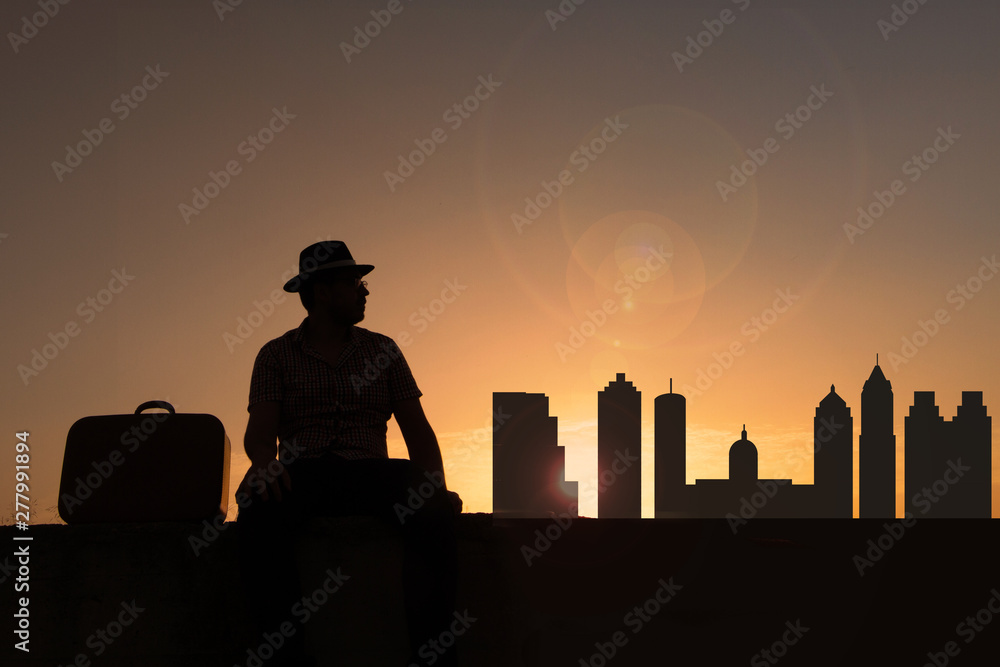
xmin=248 ymin=344 xmax=283 ymax=410
xmin=385 ymin=338 xmax=422 ymax=403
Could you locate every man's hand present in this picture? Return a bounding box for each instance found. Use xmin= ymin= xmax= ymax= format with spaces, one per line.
xmin=237 ymin=458 xmax=292 ymax=502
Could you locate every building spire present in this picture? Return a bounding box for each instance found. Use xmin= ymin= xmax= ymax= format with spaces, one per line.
xmin=670 ymin=377 xmax=673 ymax=393
xmin=742 ymin=424 xmax=747 ymax=440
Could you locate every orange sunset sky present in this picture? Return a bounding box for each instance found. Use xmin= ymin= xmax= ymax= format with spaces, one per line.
xmin=2 ymin=0 xmax=998 ymax=522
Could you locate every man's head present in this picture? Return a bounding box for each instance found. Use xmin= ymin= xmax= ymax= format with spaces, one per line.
xmin=283 ymin=241 xmax=373 ymax=323
xmin=298 ymin=269 xmax=369 ymax=323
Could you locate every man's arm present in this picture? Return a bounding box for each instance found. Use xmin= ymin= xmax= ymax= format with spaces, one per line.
xmin=245 ymin=400 xmax=280 ymax=463
xmin=393 ymin=396 xmax=461 ymax=512
xmin=393 ymin=396 xmax=444 ymax=478
xmin=239 ymin=400 xmax=291 ymax=502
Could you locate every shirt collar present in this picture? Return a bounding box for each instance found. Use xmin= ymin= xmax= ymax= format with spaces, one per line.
xmin=295 ymin=317 xmax=358 ymax=367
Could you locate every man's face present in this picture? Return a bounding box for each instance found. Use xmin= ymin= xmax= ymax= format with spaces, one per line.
xmin=314 ymin=271 xmax=370 ymax=325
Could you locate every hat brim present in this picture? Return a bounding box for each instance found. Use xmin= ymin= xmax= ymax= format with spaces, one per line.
xmin=283 ymin=264 xmax=374 ymax=292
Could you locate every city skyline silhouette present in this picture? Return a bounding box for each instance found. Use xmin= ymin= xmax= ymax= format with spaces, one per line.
xmin=494 ymin=359 xmax=992 ymax=519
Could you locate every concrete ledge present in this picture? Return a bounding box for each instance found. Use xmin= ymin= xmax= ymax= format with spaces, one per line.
xmin=5 ymin=517 xmax=1000 ymax=666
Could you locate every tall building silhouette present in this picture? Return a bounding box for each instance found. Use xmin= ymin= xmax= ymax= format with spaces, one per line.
xmin=859 ymin=358 xmax=895 ymax=518
xmin=904 ymin=391 xmax=943 ymax=518
xmin=493 ymin=392 xmax=578 ymax=518
xmin=905 ymin=391 xmax=992 ymax=518
xmin=654 ymin=380 xmax=686 ymax=518
xmin=814 ymin=385 xmax=854 ymax=517
xmin=597 ymin=373 xmax=641 ymax=518
xmin=952 ymin=391 xmax=992 ymax=517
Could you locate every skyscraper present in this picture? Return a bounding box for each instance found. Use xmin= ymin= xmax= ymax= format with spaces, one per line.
xmin=951 ymin=391 xmax=992 ymax=518
xmin=905 ymin=391 xmax=992 ymax=518
xmin=654 ymin=379 xmax=686 ymax=518
xmin=493 ymin=392 xmax=577 ymax=518
xmin=814 ymin=385 xmax=854 ymax=517
xmin=597 ymin=373 xmax=641 ymax=518
xmin=860 ymin=359 xmax=896 ymax=518
xmin=904 ymin=391 xmax=944 ymax=517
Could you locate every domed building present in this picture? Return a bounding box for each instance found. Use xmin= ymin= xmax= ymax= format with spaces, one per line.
xmin=682 ymin=423 xmax=820 ymax=519
xmin=729 ymin=425 xmax=757 ymax=483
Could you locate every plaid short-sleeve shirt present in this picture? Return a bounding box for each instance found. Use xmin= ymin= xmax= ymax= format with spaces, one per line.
xmin=248 ymin=318 xmax=421 ymax=460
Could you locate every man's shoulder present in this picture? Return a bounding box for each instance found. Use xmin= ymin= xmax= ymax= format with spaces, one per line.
xmin=256 ymin=321 xmax=305 ymax=359
xmin=349 ymin=327 xmax=419 ymax=395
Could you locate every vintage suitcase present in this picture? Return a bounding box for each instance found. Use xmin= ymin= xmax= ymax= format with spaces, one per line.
xmin=58 ymin=400 xmax=231 ymax=523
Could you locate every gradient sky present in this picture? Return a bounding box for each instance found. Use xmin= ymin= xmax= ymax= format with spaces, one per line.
xmin=3 ymin=0 xmax=998 ymax=522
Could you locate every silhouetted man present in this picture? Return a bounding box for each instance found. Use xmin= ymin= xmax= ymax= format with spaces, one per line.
xmin=237 ymin=241 xmax=461 ymax=667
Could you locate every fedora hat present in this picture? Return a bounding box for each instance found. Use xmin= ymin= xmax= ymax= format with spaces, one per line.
xmin=282 ymin=241 xmax=374 ymax=293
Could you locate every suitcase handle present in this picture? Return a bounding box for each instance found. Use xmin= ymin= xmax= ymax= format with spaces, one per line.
xmin=134 ymin=400 xmax=176 ymax=415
